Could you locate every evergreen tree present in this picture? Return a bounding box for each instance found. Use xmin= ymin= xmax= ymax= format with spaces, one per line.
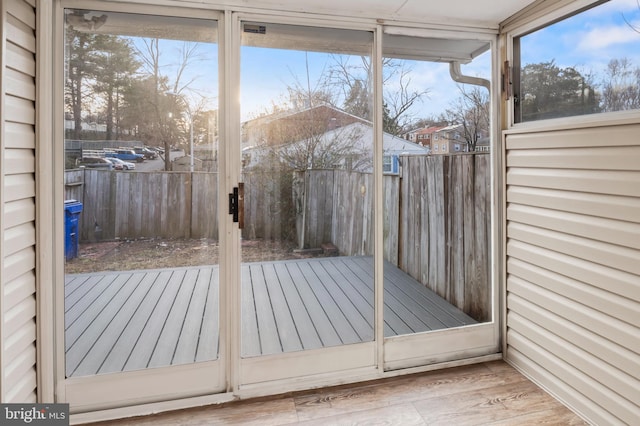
xmin=520 ymin=60 xmax=600 ymax=121
xmin=91 ymin=35 xmax=140 ymax=140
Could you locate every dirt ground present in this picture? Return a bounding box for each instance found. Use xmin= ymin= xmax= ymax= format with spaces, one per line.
xmin=65 ymin=238 xmax=326 ymax=274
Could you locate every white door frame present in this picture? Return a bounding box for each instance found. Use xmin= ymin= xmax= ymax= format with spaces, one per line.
xmin=228 ymin=12 xmax=382 ymax=392
xmin=53 ymin=0 xmax=227 ymax=413
xmin=46 ymin=0 xmax=502 ymax=416
xmin=380 ymin=27 xmax=501 ymax=370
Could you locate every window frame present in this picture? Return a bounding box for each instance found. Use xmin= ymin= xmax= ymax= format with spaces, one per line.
xmin=503 ymin=0 xmax=640 ymax=129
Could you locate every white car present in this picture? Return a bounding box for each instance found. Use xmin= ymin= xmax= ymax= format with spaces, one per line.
xmin=106 ymin=157 xmax=136 ymax=170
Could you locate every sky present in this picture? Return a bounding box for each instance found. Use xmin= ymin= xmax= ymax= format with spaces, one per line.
xmin=125 ymin=0 xmax=640 ymax=124
xmin=521 ymin=0 xmax=640 ymax=74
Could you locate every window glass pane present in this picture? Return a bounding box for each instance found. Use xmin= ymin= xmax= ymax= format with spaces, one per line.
xmin=63 ymin=10 xmax=219 ymax=377
xmin=516 ymin=0 xmax=640 ymax=122
xmin=382 ymin=34 xmax=493 ymax=342
xmin=240 ymin=23 xmax=375 ymax=358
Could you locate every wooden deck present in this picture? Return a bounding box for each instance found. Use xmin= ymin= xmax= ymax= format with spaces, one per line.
xmin=65 ymin=256 xmax=476 ymax=377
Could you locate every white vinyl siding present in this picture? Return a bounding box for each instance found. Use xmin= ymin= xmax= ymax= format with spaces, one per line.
xmin=505 ymin=121 xmax=640 ymax=425
xmin=1 ymin=0 xmax=37 ymax=403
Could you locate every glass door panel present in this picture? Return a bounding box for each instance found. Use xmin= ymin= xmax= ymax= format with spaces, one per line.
xmin=238 ymin=21 xmax=376 ymax=383
xmin=381 ymin=33 xmax=497 ymax=369
xmin=62 ymin=8 xmax=222 ymax=410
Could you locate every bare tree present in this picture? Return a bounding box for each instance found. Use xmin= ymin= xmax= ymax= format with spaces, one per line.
xmin=623 ymin=0 xmax=640 ymax=34
xmin=134 ymin=39 xmax=211 ymax=170
xmin=601 ymin=58 xmax=640 ymax=112
xmin=444 ymin=86 xmax=490 ymax=152
xmin=276 ymin=124 xmax=370 ymax=171
xmin=328 ymin=55 xmax=429 ymax=135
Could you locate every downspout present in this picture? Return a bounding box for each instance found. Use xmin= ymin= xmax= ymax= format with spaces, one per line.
xmin=449 ymin=61 xmax=491 ymax=154
xmin=449 ymin=61 xmax=490 ymax=90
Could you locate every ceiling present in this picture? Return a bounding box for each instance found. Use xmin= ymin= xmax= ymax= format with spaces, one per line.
xmin=221 ymin=0 xmax=540 ymax=29
xmin=70 ymin=0 xmax=542 ymax=61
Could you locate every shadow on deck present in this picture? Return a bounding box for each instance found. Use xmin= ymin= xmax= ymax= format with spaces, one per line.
xmin=64 ymin=256 xmax=476 ymax=377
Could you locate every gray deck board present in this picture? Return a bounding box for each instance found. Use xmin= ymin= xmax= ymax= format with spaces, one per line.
xmin=273 ymin=263 xmax=323 ymax=351
xmin=148 ymin=269 xmax=199 ymax=368
xmin=72 ymin=272 xmax=149 ymax=376
xmin=174 ymin=268 xmax=214 ymax=365
xmin=248 ymin=264 xmax=283 ymax=356
xmin=98 ymin=271 xmax=166 ymax=374
xmin=123 ymin=270 xmax=183 ymax=371
xmin=296 ymin=261 xmax=361 ymax=345
xmin=195 ymin=268 xmax=219 ymax=363
xmin=262 ymin=264 xmax=303 ymax=353
xmin=65 ymin=256 xmax=478 ymax=377
xmin=283 ymin=262 xmax=342 ymax=349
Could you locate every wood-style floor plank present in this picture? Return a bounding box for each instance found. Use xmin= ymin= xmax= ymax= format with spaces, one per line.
xmin=82 ymin=362 xmax=587 ymax=426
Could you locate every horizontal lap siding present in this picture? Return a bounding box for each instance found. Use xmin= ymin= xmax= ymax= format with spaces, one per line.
xmin=1 ymin=0 xmax=37 ymax=402
xmin=505 ymin=123 xmax=640 ymax=425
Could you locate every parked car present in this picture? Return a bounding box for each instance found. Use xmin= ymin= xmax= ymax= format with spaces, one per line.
xmin=104 ymin=158 xmax=124 ymax=170
xmin=105 ymin=157 xmax=135 ymax=170
xmin=76 ymin=157 xmax=114 ymax=170
xmin=105 ymin=149 xmax=144 ymax=163
xmin=134 ymin=146 xmax=158 ymax=160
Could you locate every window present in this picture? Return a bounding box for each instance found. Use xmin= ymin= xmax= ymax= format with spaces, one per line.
xmin=63 ymin=9 xmax=220 ymax=378
xmin=383 ymin=155 xmax=399 ymax=174
xmin=514 ymin=0 xmax=640 ymax=122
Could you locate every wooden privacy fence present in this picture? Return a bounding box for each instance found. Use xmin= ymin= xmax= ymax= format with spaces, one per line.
xmin=66 ymin=169 xmax=219 ymax=241
xmin=65 ymin=153 xmax=489 ymax=320
xmin=294 ymin=153 xmax=490 ymax=321
xmin=65 ymin=169 xmax=291 ymax=242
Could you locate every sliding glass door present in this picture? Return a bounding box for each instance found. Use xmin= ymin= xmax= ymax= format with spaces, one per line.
xmin=60 ymin=6 xmax=224 ymax=411
xmin=57 ymin=5 xmax=499 ymax=411
xmin=236 ymin=20 xmax=378 ymax=386
xmin=381 ymin=32 xmax=499 ymax=369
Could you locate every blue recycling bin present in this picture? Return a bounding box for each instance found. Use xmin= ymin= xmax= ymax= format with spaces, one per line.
xmin=64 ymin=200 xmax=83 ymax=261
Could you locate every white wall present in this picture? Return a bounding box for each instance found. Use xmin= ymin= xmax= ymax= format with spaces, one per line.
xmin=1 ymin=0 xmax=38 ymax=403
xmin=504 ymin=118 xmax=640 ymax=425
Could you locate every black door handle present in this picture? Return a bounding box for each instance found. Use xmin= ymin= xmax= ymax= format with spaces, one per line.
xmin=229 ymin=183 xmax=244 ymax=229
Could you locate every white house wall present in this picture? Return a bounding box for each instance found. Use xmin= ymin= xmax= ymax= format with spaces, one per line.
xmin=504 ymin=118 xmax=640 ymax=425
xmin=1 ymin=0 xmax=38 ymax=403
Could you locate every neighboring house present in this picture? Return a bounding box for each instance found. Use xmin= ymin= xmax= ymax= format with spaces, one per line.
xmin=64 ymin=119 xmax=108 ymax=133
xmin=242 ymin=121 xmax=429 ymax=172
xmin=432 ymin=124 xmax=467 ymax=154
xmin=242 ymin=104 xmax=366 ymax=150
xmin=475 ymin=136 xmax=490 ymax=152
xmin=416 ymin=126 xmax=444 ymax=147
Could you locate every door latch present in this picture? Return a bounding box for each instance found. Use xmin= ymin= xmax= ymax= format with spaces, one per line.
xmin=229 ymin=183 xmax=244 ymax=229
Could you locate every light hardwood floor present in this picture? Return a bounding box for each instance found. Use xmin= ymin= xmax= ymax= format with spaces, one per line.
xmin=85 ymin=361 xmax=587 ymax=425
